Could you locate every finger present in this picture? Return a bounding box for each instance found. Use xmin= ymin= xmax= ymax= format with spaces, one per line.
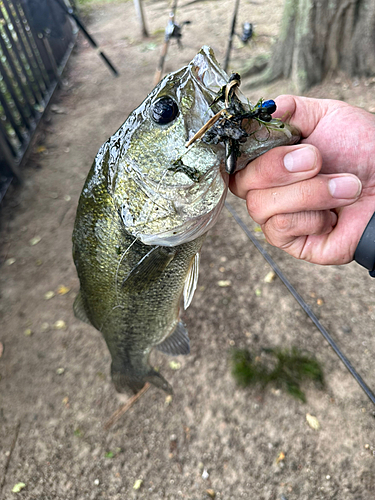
xmin=246 ymin=173 xmax=362 ymax=225
xmin=262 ymin=210 xmax=337 ymax=250
xmin=273 ymin=95 xmax=340 ymax=139
xmin=230 ymin=144 xmax=321 ymax=199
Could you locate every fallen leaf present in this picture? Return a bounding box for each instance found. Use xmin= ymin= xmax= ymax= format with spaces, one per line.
xmin=169 ymin=361 xmax=181 ymax=370
xmin=276 ymin=451 xmax=285 ymax=464
xmin=306 ymin=413 xmax=320 ymax=430
xmin=62 ymin=396 xmax=69 ymax=405
xmin=44 ymin=291 xmax=55 ymax=300
xmin=5 ymin=258 xmax=16 ymax=266
xmin=133 ymin=479 xmax=143 ymax=490
xmin=255 ymin=288 xmax=262 ymax=296
xmin=29 ymin=236 xmax=41 ymax=246
xmin=24 ymin=329 xmax=33 ymax=336
xmin=12 ymin=483 xmax=26 ymax=493
xmin=56 ymin=367 xmax=65 ymax=375
xmin=50 ymin=104 xmax=66 ymax=114
xmin=36 ymin=145 xmax=46 ymax=153
xmin=64 ymin=195 xmax=71 ymax=202
xmin=217 ymin=280 xmax=231 ymax=287
xmin=254 ymin=226 xmax=263 ymax=233
xmin=206 ymin=489 xmax=216 ymax=499
xmin=317 ymin=298 xmax=323 ymax=306
xmin=165 ymin=395 xmax=173 ymax=405
xmin=57 ymin=285 xmax=70 ymax=295
xmin=264 ymin=271 xmax=276 ymax=283
xmin=53 ymin=320 xmax=66 ymax=330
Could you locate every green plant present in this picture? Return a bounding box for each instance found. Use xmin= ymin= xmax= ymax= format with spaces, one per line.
xmin=231 ymin=346 xmax=324 ymax=402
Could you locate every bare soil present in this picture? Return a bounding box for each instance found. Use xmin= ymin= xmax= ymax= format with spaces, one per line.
xmin=1 ymin=1 xmax=375 ymax=499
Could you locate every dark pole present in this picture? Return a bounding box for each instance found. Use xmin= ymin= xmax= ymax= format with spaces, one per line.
xmin=52 ymin=0 xmax=119 ymax=76
xmin=154 ymin=0 xmax=178 ymax=85
xmin=224 ymin=0 xmax=240 ymax=72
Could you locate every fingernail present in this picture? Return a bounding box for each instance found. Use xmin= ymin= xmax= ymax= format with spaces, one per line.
xmin=284 ymin=147 xmax=316 ymax=172
xmin=328 ymin=175 xmax=362 ymax=199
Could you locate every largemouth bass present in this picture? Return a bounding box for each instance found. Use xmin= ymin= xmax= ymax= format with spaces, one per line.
xmin=72 ymin=46 xmax=300 ymax=395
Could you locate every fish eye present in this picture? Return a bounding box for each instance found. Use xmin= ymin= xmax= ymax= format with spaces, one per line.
xmin=151 ymin=97 xmax=179 ymax=125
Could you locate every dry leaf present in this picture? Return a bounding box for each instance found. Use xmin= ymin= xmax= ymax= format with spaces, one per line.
xmin=5 ymin=258 xmax=16 ymax=266
xmin=57 ymin=285 xmax=70 ymax=295
xmin=36 ymin=145 xmax=46 ymax=153
xmin=276 ymin=451 xmax=285 ymax=464
xmin=306 ymin=413 xmax=320 ymax=430
xmin=53 ymin=320 xmax=67 ymax=330
xmin=217 ymin=280 xmax=231 ymax=287
xmin=12 ymin=483 xmax=26 ymax=493
xmin=206 ymin=489 xmax=216 ymax=499
xmin=264 ymin=271 xmax=276 ymax=283
xmin=44 ymin=291 xmax=55 ymax=300
xmin=169 ymin=361 xmax=181 ymax=370
xmin=133 ymin=479 xmax=143 ymax=490
xmin=29 ymin=236 xmax=41 ymax=246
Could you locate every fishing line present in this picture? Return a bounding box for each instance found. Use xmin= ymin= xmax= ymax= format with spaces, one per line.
xmin=225 ymin=201 xmax=375 ymax=407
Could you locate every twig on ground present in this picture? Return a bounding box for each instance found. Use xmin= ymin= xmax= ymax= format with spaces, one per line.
xmin=104 ymin=383 xmax=150 ymax=430
xmin=0 ymin=421 xmax=21 ymax=495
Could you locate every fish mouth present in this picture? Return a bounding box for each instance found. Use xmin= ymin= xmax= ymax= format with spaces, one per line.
xmin=190 ymin=46 xmax=228 ymax=93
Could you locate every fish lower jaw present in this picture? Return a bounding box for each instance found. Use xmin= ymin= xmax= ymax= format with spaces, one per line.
xmin=136 ymin=187 xmax=228 ymax=247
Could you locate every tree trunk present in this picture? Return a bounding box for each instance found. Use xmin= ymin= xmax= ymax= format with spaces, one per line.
xmin=247 ymin=0 xmax=375 ymax=92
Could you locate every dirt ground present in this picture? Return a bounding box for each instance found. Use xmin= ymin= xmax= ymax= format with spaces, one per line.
xmin=1 ymin=0 xmax=375 ymax=498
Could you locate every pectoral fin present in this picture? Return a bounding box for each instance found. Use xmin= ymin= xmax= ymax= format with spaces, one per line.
xmin=183 ymin=252 xmax=200 ymax=310
xmin=73 ymin=291 xmax=92 ymax=325
xmin=122 ymin=245 xmax=176 ymax=292
xmin=156 ymin=321 xmax=190 ymax=356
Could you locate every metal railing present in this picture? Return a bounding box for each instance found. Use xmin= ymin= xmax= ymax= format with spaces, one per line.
xmin=0 ymin=0 xmax=75 ymax=201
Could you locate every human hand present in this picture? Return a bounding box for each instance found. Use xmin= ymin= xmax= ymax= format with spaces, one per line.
xmin=230 ymin=95 xmax=375 ymax=265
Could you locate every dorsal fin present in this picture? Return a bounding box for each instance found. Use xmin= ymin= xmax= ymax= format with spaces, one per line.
xmin=156 ymin=321 xmax=190 ymax=356
xmin=183 ymin=252 xmax=200 ymax=310
xmin=73 ymin=291 xmax=92 ymax=325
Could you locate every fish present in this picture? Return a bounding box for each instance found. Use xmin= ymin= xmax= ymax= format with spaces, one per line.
xmin=72 ymin=46 xmax=300 ymax=395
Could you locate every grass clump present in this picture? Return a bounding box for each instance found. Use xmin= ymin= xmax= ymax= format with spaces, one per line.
xmin=231 ymin=346 xmax=324 ymax=402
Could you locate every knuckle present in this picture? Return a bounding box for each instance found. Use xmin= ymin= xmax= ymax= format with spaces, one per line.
xmin=271 ymin=213 xmax=294 ymax=233
xmin=246 ymin=190 xmax=265 ymax=219
xmin=298 ymin=182 xmax=315 ymax=206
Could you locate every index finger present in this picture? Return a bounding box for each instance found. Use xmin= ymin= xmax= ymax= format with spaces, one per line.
xmin=273 ymin=95 xmax=338 ymax=139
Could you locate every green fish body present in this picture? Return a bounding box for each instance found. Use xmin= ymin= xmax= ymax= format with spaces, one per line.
xmin=72 ymin=47 xmax=300 ymax=394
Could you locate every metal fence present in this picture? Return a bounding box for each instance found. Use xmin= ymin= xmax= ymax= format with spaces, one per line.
xmin=0 ymin=0 xmax=75 ymax=201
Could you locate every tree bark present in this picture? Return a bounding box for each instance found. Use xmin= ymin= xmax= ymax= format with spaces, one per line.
xmin=247 ymin=0 xmax=375 ymax=92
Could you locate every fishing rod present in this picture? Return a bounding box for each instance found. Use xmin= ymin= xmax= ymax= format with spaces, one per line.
xmin=224 ymin=0 xmax=240 ymax=72
xmin=154 ymin=0 xmax=178 ymax=85
xmin=154 ymin=0 xmax=190 ymax=85
xmin=52 ymin=0 xmax=119 ymax=76
xmin=225 ymin=201 xmax=375 ymax=407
